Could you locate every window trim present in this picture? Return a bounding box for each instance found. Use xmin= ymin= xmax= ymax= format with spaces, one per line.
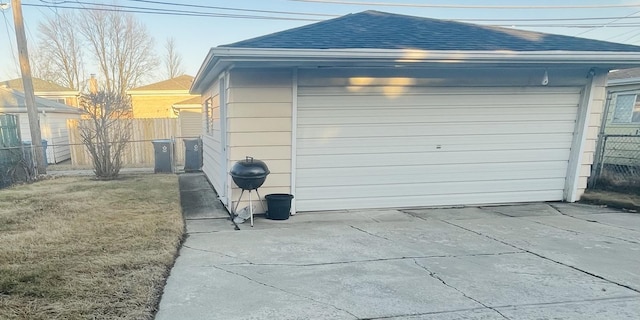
xmin=612 ymin=92 xmax=640 ymax=124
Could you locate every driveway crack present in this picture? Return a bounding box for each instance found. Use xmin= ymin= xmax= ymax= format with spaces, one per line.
xmin=547 ymin=204 xmax=640 ymax=233
xmin=182 ymin=244 xmax=254 ymax=264
xmin=211 ymin=265 xmax=359 ymax=319
xmin=413 ymin=259 xmax=511 ymax=320
xmin=218 ymin=252 xmax=524 ymax=267
xmin=350 ymin=225 xmax=392 ymax=241
xmin=439 ymin=220 xmax=640 ymax=295
xmin=526 ymin=219 xmax=640 ymax=245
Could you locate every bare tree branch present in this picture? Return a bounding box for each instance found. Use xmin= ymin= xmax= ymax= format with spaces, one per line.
xmin=78 ymin=91 xmax=132 ymax=179
xmin=164 ymin=37 xmax=184 ymax=79
xmin=79 ymin=8 xmax=158 ymax=95
xmin=34 ymin=11 xmax=84 ymax=90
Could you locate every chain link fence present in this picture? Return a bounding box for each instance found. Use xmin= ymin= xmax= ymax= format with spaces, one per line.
xmin=590 ymin=134 xmax=640 ymax=193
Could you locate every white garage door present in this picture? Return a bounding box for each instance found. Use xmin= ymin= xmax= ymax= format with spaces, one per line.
xmin=295 ymin=85 xmax=582 ymax=212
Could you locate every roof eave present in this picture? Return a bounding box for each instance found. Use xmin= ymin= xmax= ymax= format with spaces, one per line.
xmin=607 ymin=77 xmax=640 ymax=86
xmin=126 ymin=90 xmax=192 ymax=95
xmin=190 ymin=47 xmax=640 ymax=93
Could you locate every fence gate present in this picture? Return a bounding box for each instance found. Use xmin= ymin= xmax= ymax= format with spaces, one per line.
xmin=590 ymin=134 xmax=640 ymax=192
xmin=1 ymin=114 xmax=35 ymax=188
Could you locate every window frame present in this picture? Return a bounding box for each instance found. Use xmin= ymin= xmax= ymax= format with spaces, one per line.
xmin=612 ymin=92 xmax=640 ymax=124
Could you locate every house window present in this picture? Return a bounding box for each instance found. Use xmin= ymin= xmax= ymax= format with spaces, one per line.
xmin=612 ymin=94 xmax=640 ymax=124
xmin=204 ymin=98 xmax=213 ymax=134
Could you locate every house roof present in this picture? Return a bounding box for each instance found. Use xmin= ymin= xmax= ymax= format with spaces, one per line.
xmin=173 ymin=97 xmax=201 ymax=105
xmin=129 ymin=75 xmax=194 ymax=92
xmin=224 ymin=11 xmax=640 ymax=52
xmin=1 ymin=78 xmax=77 ymax=93
xmin=608 ymin=68 xmax=640 ymax=80
xmin=0 ymin=87 xmax=82 ymax=114
xmin=193 ymin=11 xmax=640 ymax=93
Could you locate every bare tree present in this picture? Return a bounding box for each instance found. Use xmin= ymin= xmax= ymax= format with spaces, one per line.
xmin=164 ymin=37 xmax=184 ymax=79
xmin=34 ymin=11 xmax=84 ymax=90
xmin=79 ymin=9 xmax=158 ymax=95
xmin=78 ymin=91 xmax=132 ymax=179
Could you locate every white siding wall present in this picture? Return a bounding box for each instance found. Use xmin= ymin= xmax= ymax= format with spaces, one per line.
xmin=179 ymin=109 xmax=203 ymax=138
xmin=202 ymin=78 xmax=223 ymax=196
xmin=227 ymin=69 xmax=293 ymax=211
xmin=16 ymin=112 xmax=78 ymax=164
xmin=577 ymin=75 xmax=607 ymax=198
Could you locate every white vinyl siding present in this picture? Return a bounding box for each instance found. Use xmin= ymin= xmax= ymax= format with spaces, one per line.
xmin=202 ymin=78 xmax=224 ymax=196
xmin=296 ymin=69 xmax=584 ymax=211
xmin=17 ymin=112 xmax=79 ymax=164
xmin=226 ymin=69 xmax=293 ymax=210
xmin=178 ymin=109 xmax=203 ymax=138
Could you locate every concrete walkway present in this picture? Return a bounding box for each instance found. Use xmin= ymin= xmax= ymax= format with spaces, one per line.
xmin=156 ymin=173 xmax=640 ymax=320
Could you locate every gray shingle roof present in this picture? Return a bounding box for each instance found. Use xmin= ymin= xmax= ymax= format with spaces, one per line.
xmin=223 ymin=11 xmax=640 ymax=52
xmin=0 ymin=87 xmax=81 ymax=113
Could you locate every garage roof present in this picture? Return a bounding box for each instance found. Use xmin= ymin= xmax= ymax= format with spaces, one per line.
xmin=223 ymin=10 xmax=640 ymax=52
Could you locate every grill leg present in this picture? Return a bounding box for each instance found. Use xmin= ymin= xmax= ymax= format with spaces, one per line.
xmin=233 ymin=189 xmax=245 ymax=216
xmin=249 ymin=190 xmax=254 ymax=227
xmin=255 ymin=189 xmax=266 ymax=214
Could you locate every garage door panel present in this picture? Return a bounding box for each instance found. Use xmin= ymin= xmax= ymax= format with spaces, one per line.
xmin=297 ymin=122 xmax=576 ymax=138
xmin=299 ymin=106 xmax=578 ymax=118
xmin=297 ymin=113 xmax=578 ymax=125
xmin=297 ymin=133 xmax=574 ymax=149
xmin=297 ymin=142 xmax=572 ymax=155
xmin=297 ymin=149 xmax=571 ymax=168
xmin=298 ymin=85 xmax=582 ymax=96
xmin=298 ymin=161 xmax=569 ymax=179
xmin=296 ymin=167 xmax=569 ymax=187
xmin=296 ymin=190 xmax=565 ymax=212
xmin=298 ymin=94 xmax=580 ymax=107
xmin=296 ymin=83 xmax=580 ymax=211
xmin=296 ymin=178 xmax=566 ymax=200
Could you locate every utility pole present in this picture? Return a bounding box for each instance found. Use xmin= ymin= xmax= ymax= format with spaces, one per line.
xmin=10 ymin=0 xmax=46 ymax=174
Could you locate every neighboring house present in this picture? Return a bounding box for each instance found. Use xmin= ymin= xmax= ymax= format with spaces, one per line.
xmin=604 ymin=68 xmax=640 ymax=135
xmin=591 ymin=68 xmax=640 ymax=167
xmin=1 ymin=78 xmax=80 ymax=107
xmin=0 ymin=87 xmax=82 ymax=163
xmin=190 ymin=10 xmax=640 ymax=214
xmin=127 ymin=75 xmax=197 ymax=119
xmin=172 ymin=97 xmax=203 ymax=137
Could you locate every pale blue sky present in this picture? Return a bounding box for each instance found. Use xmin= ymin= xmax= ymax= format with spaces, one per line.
xmin=2 ymin=0 xmax=640 ymax=83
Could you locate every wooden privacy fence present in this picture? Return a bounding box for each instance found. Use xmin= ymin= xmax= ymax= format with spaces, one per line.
xmin=67 ymin=118 xmax=197 ymax=166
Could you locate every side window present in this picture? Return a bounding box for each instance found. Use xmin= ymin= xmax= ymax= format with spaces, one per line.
xmin=204 ymin=98 xmax=213 ymax=134
xmin=612 ymin=94 xmax=640 ymax=124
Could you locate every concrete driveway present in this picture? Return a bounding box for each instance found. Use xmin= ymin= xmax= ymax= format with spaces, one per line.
xmin=156 ymin=174 xmax=640 ymax=319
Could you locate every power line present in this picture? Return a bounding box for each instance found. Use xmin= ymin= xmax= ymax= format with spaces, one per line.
xmin=1 ymin=6 xmax=20 ymax=75
xmin=573 ymin=10 xmax=640 ymax=37
xmin=125 ymin=0 xmax=337 ymax=17
xmin=24 ymin=3 xmax=324 ymax=21
xmin=290 ymin=0 xmax=640 ymax=10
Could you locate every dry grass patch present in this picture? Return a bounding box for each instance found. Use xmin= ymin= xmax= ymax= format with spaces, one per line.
xmin=582 ymin=189 xmax=640 ymax=212
xmin=0 ymin=174 xmax=184 ymax=320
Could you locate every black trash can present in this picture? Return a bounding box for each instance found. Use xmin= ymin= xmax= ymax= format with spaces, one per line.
xmin=152 ymin=139 xmax=174 ymax=173
xmin=183 ymin=138 xmax=202 ymax=172
xmin=265 ymin=193 xmax=294 ymax=220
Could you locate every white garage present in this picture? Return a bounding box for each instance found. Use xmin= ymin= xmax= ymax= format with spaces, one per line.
xmin=295 ymin=78 xmax=582 ymax=211
xmin=192 ymin=11 xmax=640 ymax=214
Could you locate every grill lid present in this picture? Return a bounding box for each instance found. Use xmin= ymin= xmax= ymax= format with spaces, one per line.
xmin=230 ymin=156 xmax=270 ymax=178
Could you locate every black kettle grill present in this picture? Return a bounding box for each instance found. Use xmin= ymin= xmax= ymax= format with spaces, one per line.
xmin=230 ymin=156 xmax=270 ymax=226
